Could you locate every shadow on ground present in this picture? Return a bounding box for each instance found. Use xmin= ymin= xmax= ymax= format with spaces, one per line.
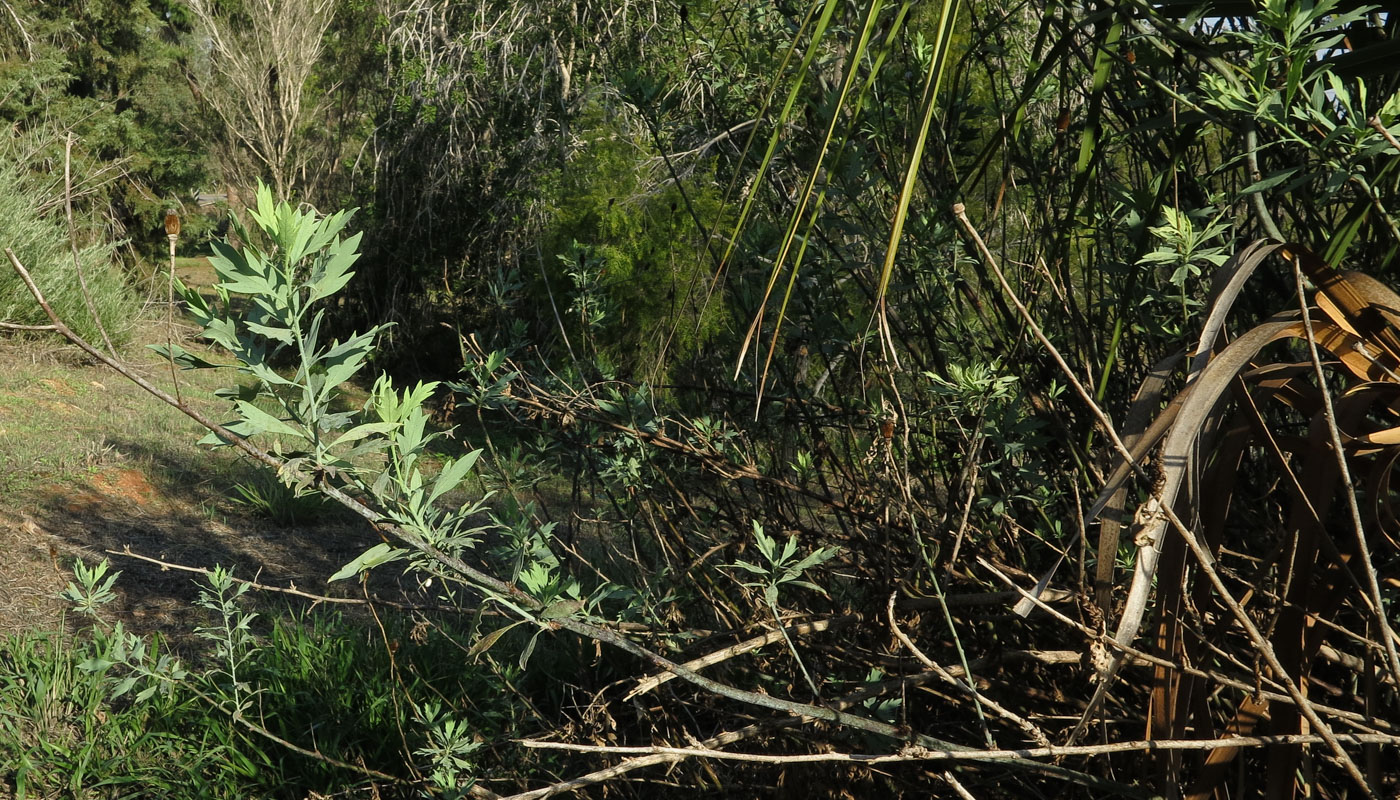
xmin=26 ymin=435 xmax=408 ymax=640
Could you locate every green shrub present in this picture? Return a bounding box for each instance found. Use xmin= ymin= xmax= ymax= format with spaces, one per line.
xmin=0 ymin=158 xmax=138 ymax=347
xmin=541 ymin=97 xmax=731 ymax=380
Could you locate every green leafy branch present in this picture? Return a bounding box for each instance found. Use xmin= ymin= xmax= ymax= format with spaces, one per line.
xmin=728 ymin=521 xmax=840 ymax=698
xmin=155 ymin=181 xmax=388 ymax=477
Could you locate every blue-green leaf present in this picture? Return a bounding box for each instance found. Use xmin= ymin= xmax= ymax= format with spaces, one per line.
xmin=146 ymin=344 xmax=222 ymax=370
xmin=309 ymin=233 xmax=363 ymax=301
xmin=329 ymin=542 xmax=408 ymax=582
xmin=428 ymin=449 xmax=481 ymax=505
xmin=327 ymin=421 xmax=397 ymax=449
xmin=247 ymin=361 xmax=296 ymax=386
xmin=245 ymin=320 xmax=295 ymax=345
xmin=234 ymin=401 xmax=306 ymax=439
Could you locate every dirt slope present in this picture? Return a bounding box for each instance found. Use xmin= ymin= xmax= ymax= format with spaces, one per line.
xmin=0 ymin=314 xmax=383 ymax=639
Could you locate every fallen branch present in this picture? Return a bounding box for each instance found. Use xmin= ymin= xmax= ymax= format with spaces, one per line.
xmin=514 ymin=732 xmax=1400 ymax=764
xmin=625 ymin=614 xmax=856 ymax=699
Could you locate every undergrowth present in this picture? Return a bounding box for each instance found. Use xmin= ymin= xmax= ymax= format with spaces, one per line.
xmin=0 ymin=559 xmax=525 ymax=800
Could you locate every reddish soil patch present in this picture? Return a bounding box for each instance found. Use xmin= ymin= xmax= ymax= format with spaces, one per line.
xmin=37 ymin=377 xmax=77 ymax=396
xmin=92 ymin=468 xmax=160 ymax=505
xmin=51 ymin=469 xmax=163 ymax=516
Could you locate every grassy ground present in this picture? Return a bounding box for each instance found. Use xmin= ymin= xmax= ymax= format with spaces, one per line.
xmin=0 ymin=259 xmax=624 ymax=799
xmin=0 ymin=257 xmax=518 ymax=800
xmin=0 ymin=261 xmax=382 ymax=639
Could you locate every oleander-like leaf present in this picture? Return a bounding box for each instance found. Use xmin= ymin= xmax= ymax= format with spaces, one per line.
xmin=234 ymin=401 xmax=306 ymax=439
xmin=328 ymin=542 xmax=408 ymax=582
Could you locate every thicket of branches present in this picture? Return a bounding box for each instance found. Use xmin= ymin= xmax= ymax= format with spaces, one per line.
xmin=3 ymin=0 xmax=1400 ymax=797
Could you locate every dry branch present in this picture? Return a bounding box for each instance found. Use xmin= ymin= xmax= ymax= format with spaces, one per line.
xmin=514 ymin=732 xmax=1400 ymax=763
xmin=3 ymin=246 xmax=1115 ymax=794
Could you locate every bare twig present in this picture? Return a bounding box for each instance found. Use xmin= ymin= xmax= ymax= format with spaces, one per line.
xmin=234 ymin=705 xmax=409 ymax=786
xmin=515 ymin=732 xmax=1400 ymax=763
xmin=978 ymin=557 xmax=1396 ymax=733
xmin=1368 ymin=115 xmax=1400 ymax=155
xmin=1289 ymin=256 xmax=1400 ymax=689
xmin=942 ymin=771 xmax=979 ymax=800
xmin=901 ymin=588 xmax=1076 ymax=609
xmin=625 ymin=615 xmax=855 ymax=699
xmin=498 ymin=664 xmax=1142 ymax=800
xmin=63 ymin=132 xmax=118 ymax=359
xmin=184 ymin=0 xmax=335 ymax=196
xmin=0 ymin=0 xmax=32 ymax=59
xmin=886 ymin=593 xmax=1050 ymax=748
xmin=494 ymin=718 xmax=785 ymax=800
xmin=953 ymin=203 xmax=1143 ymax=611
xmin=106 ymin=546 xmax=459 ymax=613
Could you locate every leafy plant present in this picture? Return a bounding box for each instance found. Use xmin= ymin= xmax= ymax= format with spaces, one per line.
xmin=41 ymin=556 xmax=533 ymax=798
xmin=0 ymin=560 xmax=261 ymax=799
xmin=157 ymin=182 xmax=494 ymax=593
xmin=728 ymin=521 xmax=840 ymax=697
xmin=560 ymin=241 xmax=612 ymax=345
xmin=1137 ymin=207 xmax=1233 ymax=331
xmin=159 ymin=181 xmax=385 ymax=468
xmin=728 ymin=520 xmax=840 ymax=608
xmin=412 ymin=701 xmax=481 ymax=799
xmin=193 ymin=566 xmax=259 ymax=713
xmin=59 ymin=557 xmax=121 ymax=618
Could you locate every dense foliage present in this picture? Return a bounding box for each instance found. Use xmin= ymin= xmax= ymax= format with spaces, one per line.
xmin=3 ymin=0 xmax=1400 ymax=797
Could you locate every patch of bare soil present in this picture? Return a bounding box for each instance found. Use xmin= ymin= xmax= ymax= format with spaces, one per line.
xmin=27 ymin=474 xmax=390 ymax=639
xmin=0 ymin=402 xmax=392 ymax=641
xmin=0 ymin=309 xmax=413 ymax=642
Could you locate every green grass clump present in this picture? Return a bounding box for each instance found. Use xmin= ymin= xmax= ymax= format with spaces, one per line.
xmin=0 ymin=626 xmax=241 ymax=799
xmin=230 ymin=470 xmax=335 ymax=526
xmin=0 ymin=159 xmax=138 ymax=347
xmin=0 ymin=593 xmax=526 ymax=799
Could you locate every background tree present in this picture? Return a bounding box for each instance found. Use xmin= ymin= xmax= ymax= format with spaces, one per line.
xmin=184 ymin=0 xmax=336 ymax=198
